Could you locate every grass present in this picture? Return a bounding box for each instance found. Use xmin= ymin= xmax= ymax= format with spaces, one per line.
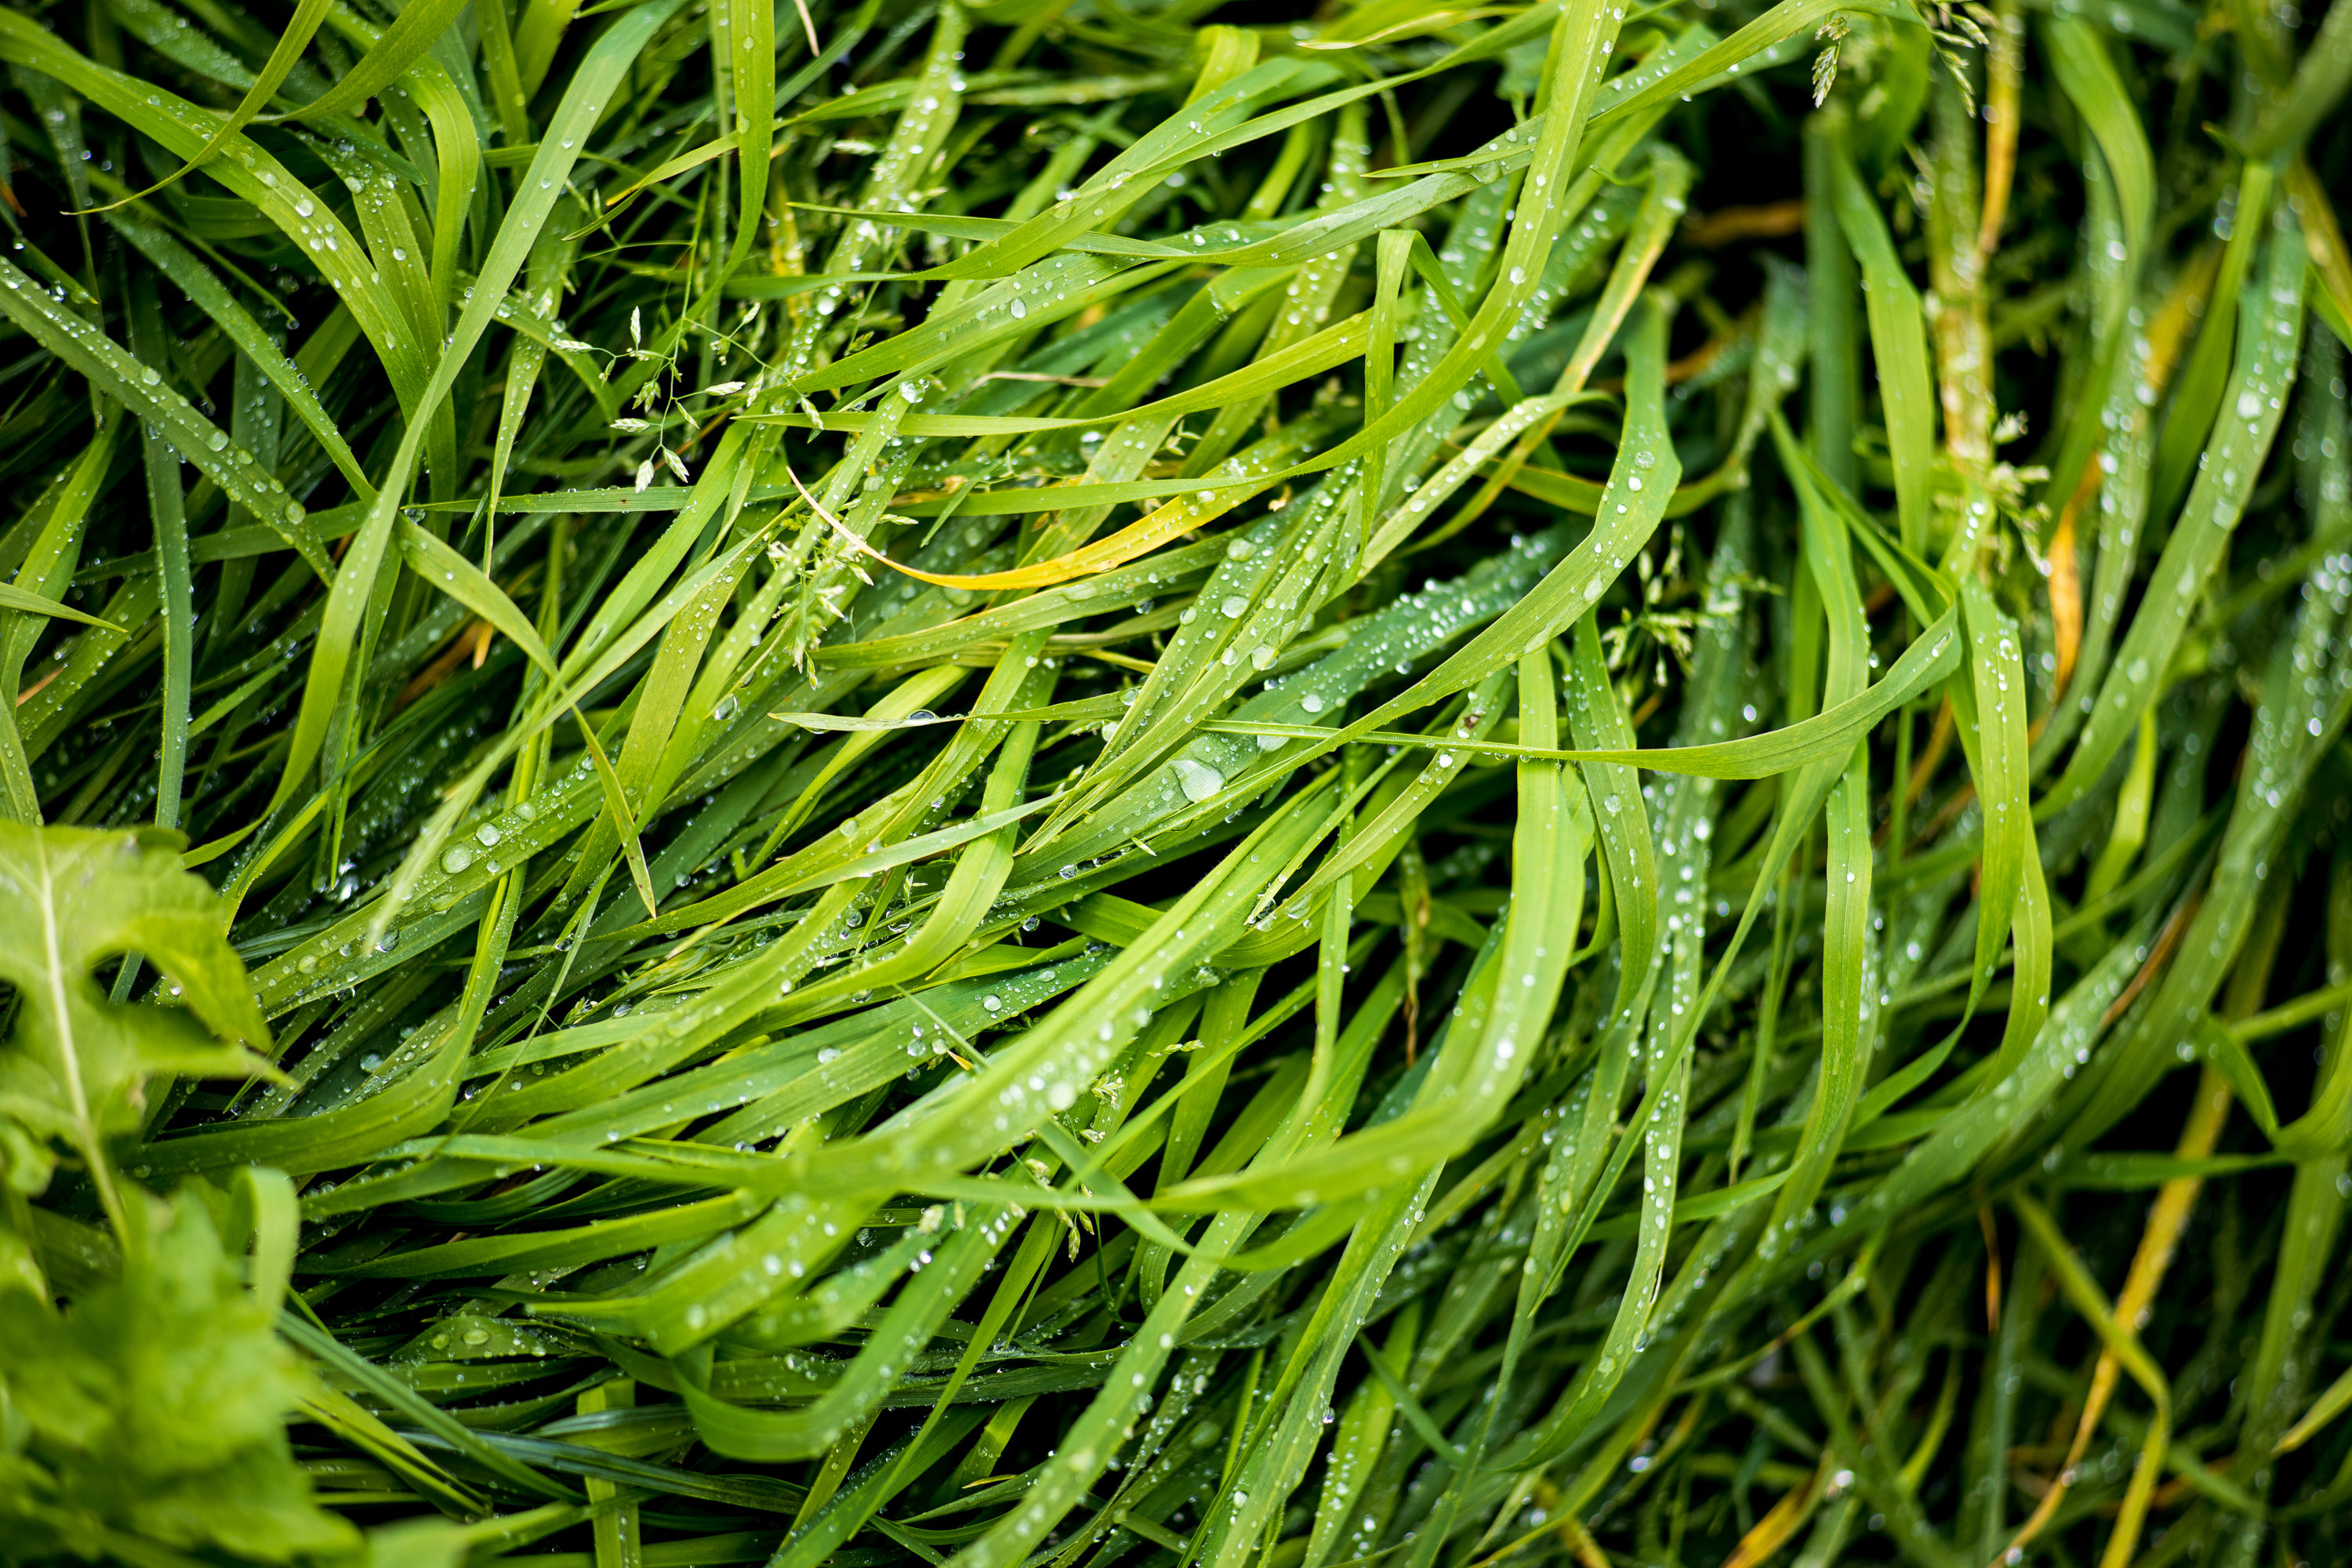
xmin=0 ymin=0 xmax=2348 ymax=1563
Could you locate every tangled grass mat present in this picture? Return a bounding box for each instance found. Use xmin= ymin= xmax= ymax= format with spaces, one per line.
xmin=0 ymin=0 xmax=2350 ymax=1563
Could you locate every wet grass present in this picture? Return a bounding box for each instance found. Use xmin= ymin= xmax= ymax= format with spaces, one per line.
xmin=1 ymin=0 xmax=2350 ymax=1563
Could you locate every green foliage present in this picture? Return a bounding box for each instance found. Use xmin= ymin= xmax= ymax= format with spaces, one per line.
xmin=0 ymin=0 xmax=2345 ymax=1563
xmin=1 ymin=1182 xmax=356 ymax=1565
xmin=0 ymin=825 xmax=271 ymax=1205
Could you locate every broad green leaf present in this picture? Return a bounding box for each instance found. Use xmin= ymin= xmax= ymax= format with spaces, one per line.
xmin=0 ymin=825 xmax=269 ymax=1207
xmin=0 ymin=1185 xmax=358 ymax=1563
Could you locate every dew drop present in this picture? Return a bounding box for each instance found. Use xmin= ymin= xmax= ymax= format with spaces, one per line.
xmin=1173 ymin=758 xmax=1224 ymax=802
